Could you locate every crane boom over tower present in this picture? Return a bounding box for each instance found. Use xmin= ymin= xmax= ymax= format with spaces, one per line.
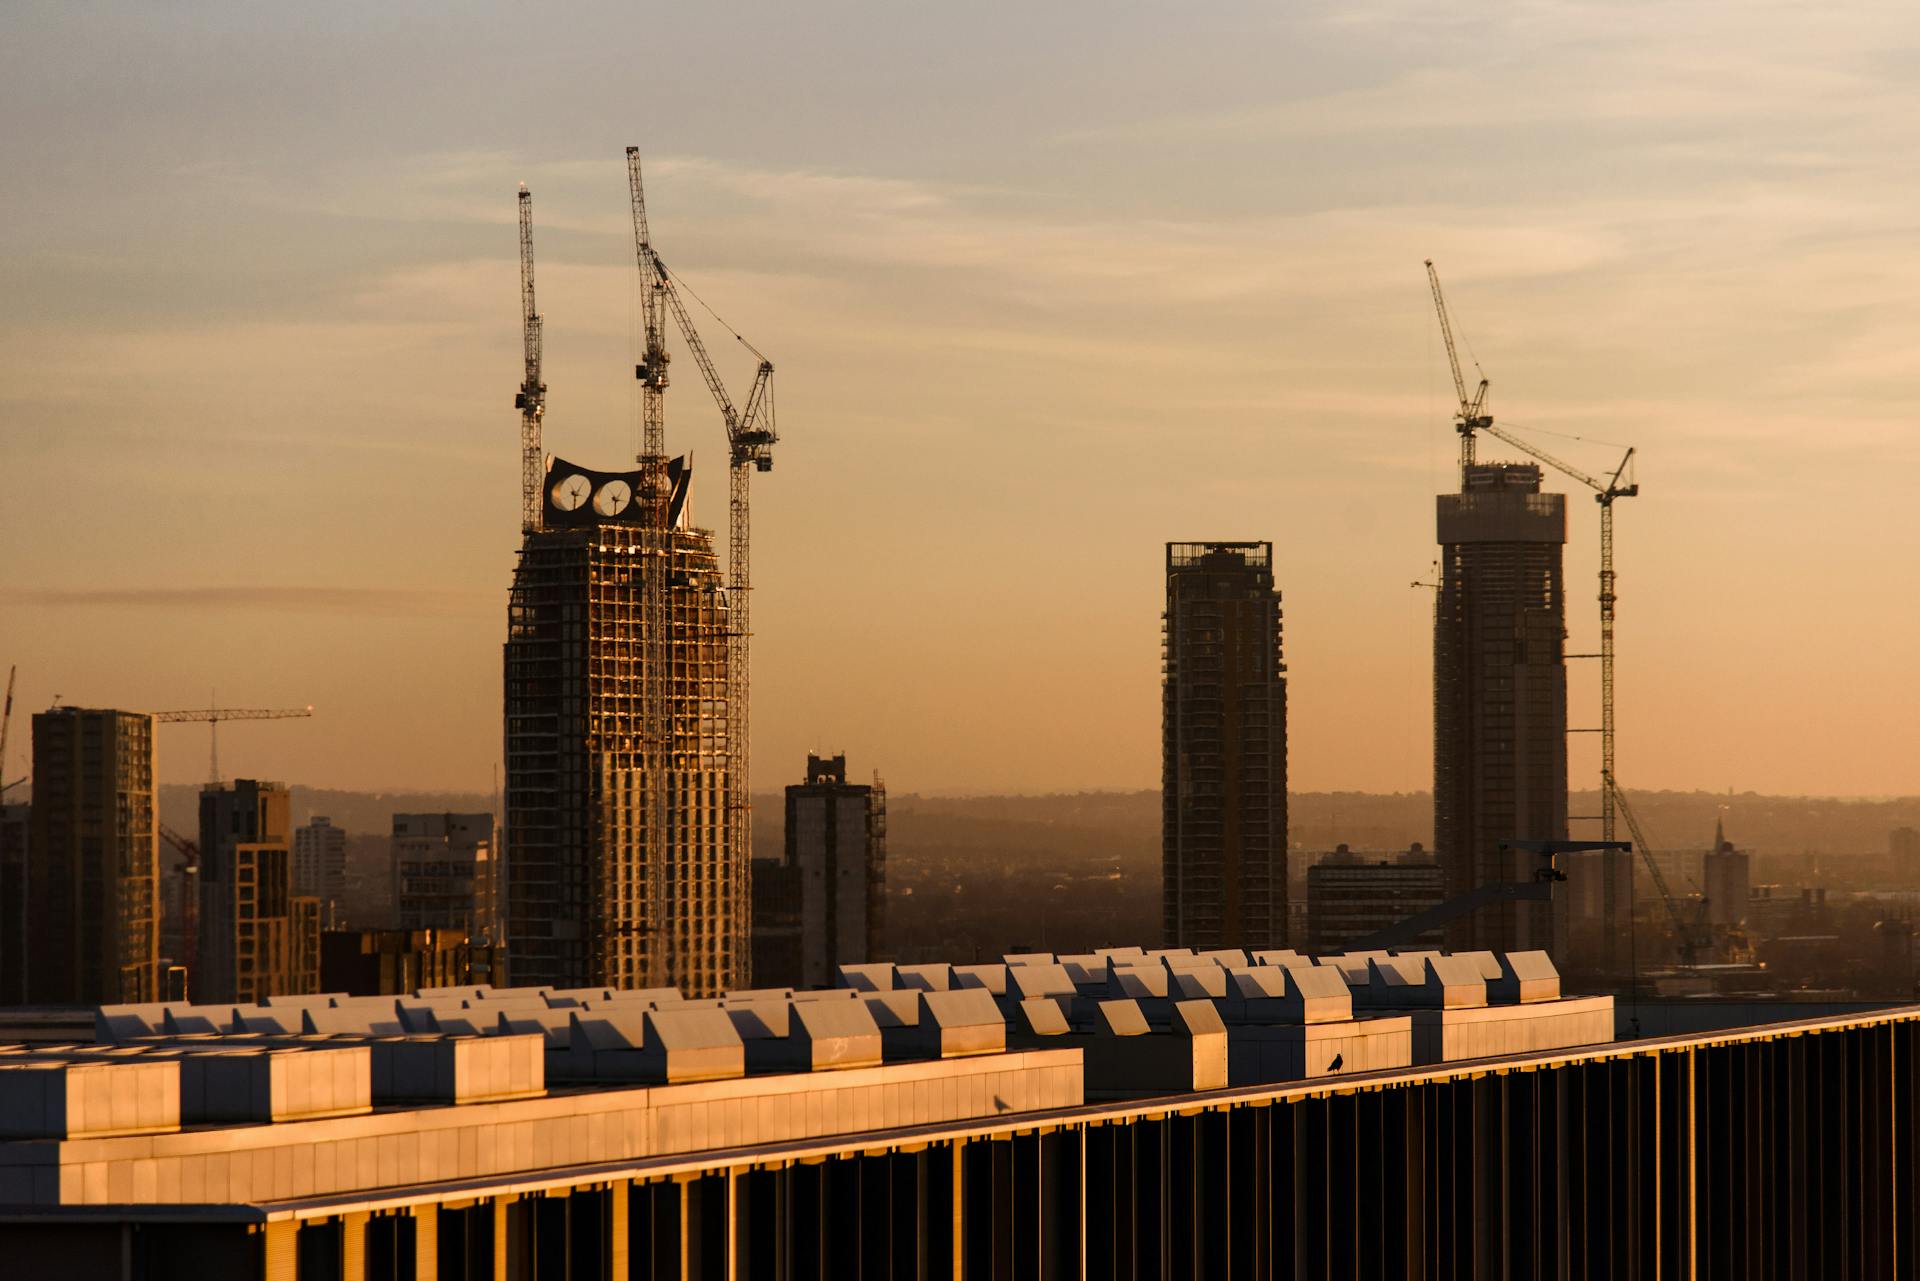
xmin=153 ymin=704 xmax=313 ymax=787
xmin=514 ymin=185 xmax=546 ymax=533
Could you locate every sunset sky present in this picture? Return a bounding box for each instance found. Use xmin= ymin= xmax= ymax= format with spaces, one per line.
xmin=5 ymin=2 xmax=1920 ymax=799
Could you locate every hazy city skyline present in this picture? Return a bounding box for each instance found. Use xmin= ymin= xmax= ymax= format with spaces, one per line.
xmin=7 ymin=3 xmax=1920 ymax=797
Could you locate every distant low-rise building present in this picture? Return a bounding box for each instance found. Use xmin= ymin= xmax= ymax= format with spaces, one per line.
xmin=393 ymin=812 xmax=497 ymax=941
xmin=320 ymin=927 xmax=492 ymax=996
xmin=1306 ymin=845 xmax=1444 ymax=954
xmin=1562 ymin=846 xmax=1633 ymax=929
xmin=1893 ymin=826 xmax=1919 ymax=886
xmin=1702 ymin=819 xmax=1750 ymax=929
xmin=292 ymin=815 xmax=348 ymax=928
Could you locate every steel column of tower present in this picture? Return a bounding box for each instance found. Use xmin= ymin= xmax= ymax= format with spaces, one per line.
xmin=626 ymin=147 xmax=673 ymax=986
xmin=514 ymin=186 xmax=545 ymax=534
xmin=655 ymin=266 xmax=775 ymax=985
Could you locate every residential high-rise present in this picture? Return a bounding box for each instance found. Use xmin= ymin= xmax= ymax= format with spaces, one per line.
xmin=16 ymin=708 xmax=158 ymax=1004
xmin=504 ymin=455 xmax=740 ymax=995
xmin=754 ymin=754 xmax=886 ymax=989
xmin=1161 ymin=542 xmax=1289 ymax=951
xmin=196 ymin=779 xmax=318 ymax=1004
xmin=292 ymin=815 xmax=348 ymax=928
xmin=393 ymin=812 xmax=497 ymax=941
xmin=1434 ymin=462 xmax=1568 ymax=954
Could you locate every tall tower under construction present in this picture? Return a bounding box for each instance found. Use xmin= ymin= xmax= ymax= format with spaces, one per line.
xmin=504 ymin=157 xmax=770 ymax=998
xmin=1162 ymin=542 xmax=1289 ymax=950
xmin=504 ymin=457 xmax=738 ymax=995
xmin=1434 ymin=462 xmax=1568 ymax=953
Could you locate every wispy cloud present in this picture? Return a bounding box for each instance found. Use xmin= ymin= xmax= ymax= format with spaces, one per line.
xmin=4 ymin=587 xmax=492 ymax=617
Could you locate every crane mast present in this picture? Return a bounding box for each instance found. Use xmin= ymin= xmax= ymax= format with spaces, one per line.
xmin=514 ymin=186 xmax=545 ymax=533
xmin=627 ymin=147 xmax=670 ymax=470
xmin=625 ymin=147 xmax=674 ymax=987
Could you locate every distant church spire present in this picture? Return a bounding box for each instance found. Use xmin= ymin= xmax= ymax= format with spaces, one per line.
xmin=1713 ymin=814 xmax=1727 ymax=852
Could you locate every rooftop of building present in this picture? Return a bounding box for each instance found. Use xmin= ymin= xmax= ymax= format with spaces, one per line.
xmin=2 ymin=946 xmax=1910 ymax=1217
xmin=1166 ymin=541 xmax=1272 ymax=571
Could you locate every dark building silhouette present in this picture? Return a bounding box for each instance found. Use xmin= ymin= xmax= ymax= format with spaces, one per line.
xmin=754 ymin=754 xmax=886 ymax=988
xmin=505 ymin=456 xmax=741 ymax=996
xmin=320 ymin=927 xmax=501 ymax=996
xmin=1434 ymin=462 xmax=1568 ymax=953
xmin=0 ymin=803 xmax=27 ymax=1005
xmin=15 ymin=708 xmax=158 ymax=1005
xmin=1162 ymin=542 xmax=1288 ymax=950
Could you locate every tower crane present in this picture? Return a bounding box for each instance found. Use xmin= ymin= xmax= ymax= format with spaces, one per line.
xmin=513 ymin=184 xmax=546 ymax=533
xmin=626 ymin=146 xmax=777 ymax=985
xmin=1425 ymin=259 xmax=1641 ymax=972
xmin=153 ymin=704 xmax=313 ymax=787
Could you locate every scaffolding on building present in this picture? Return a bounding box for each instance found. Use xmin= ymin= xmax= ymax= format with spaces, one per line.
xmin=505 ymin=490 xmax=738 ymax=996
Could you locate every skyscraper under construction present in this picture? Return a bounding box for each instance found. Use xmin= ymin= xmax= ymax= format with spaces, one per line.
xmin=504 ymin=456 xmax=739 ymax=995
xmin=1434 ymin=462 xmax=1568 ymax=954
xmin=504 ymin=151 xmax=776 ymax=996
xmin=1162 ymin=542 xmax=1289 ymax=950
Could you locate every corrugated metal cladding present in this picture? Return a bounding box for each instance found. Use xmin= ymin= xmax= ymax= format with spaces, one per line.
xmin=7 ymin=1014 xmax=1920 ymax=1278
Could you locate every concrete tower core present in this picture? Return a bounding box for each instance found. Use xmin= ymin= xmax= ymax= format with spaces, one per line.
xmin=505 ymin=454 xmax=739 ymax=996
xmin=1434 ymin=462 xmax=1569 ymax=955
xmin=1162 ymin=542 xmax=1289 ymax=951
